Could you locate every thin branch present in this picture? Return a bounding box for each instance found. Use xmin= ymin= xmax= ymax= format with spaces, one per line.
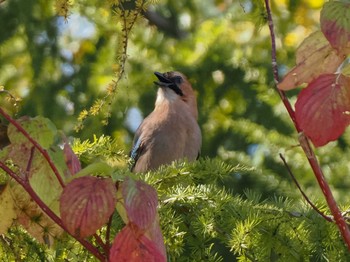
xmin=0 ymin=108 xmax=65 ymax=188
xmin=93 ymin=233 xmax=108 ymax=256
xmin=143 ymin=9 xmax=187 ymax=39
xmin=105 ymin=213 xmax=113 ymax=249
xmin=0 ymin=161 xmax=106 ymax=261
xmin=279 ymin=154 xmax=332 ymax=222
xmin=264 ymin=0 xmax=350 ymax=250
xmin=264 ymin=1 xmax=298 ymax=129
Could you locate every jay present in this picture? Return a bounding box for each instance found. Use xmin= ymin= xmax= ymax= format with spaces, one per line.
xmin=130 ymin=71 xmax=201 ymax=172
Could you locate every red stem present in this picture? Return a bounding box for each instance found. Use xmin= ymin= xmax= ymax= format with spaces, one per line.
xmin=105 ymin=213 xmax=114 ymax=260
xmin=0 ymin=161 xmax=106 ymax=261
xmin=264 ymin=0 xmax=350 ymax=250
xmin=94 ymin=233 xmax=108 ymax=256
xmin=0 ymin=107 xmax=65 ymax=188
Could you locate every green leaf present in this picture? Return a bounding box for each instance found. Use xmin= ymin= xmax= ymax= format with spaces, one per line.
xmin=10 ymin=182 xmax=63 ymax=244
xmin=7 ymin=116 xmax=57 ymax=149
xmin=0 ymin=184 xmax=17 ymax=234
xmin=29 ymin=148 xmax=64 ymax=214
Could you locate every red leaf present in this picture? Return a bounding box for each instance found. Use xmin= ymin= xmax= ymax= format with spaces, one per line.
xmin=109 ymin=224 xmax=166 ymax=262
xmin=144 ymin=218 xmax=167 ymax=260
xmin=321 ymin=1 xmax=350 ymax=56
xmin=60 ymin=176 xmax=116 ymax=238
xmin=122 ymin=177 xmax=158 ymax=230
xmin=295 ymin=74 xmax=350 ymax=147
xmin=63 ymin=142 xmax=81 ymax=176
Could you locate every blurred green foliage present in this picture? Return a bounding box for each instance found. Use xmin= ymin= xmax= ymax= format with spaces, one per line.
xmin=2 ymin=0 xmax=350 ymax=260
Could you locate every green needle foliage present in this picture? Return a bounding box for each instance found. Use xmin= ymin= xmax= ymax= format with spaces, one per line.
xmin=143 ymin=159 xmax=350 ymax=261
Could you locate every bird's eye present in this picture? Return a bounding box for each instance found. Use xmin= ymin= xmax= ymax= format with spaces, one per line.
xmin=171 ymin=76 xmax=183 ymax=84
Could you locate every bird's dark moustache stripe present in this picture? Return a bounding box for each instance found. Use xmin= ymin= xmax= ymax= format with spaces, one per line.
xmin=154 ymin=72 xmax=184 ymax=96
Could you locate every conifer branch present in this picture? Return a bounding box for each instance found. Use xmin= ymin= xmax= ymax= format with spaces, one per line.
xmin=75 ymin=0 xmax=147 ymax=130
xmin=264 ymin=0 xmax=350 ymax=250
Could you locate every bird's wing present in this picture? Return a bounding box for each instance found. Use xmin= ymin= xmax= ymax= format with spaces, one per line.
xmin=129 ymin=134 xmax=144 ymax=171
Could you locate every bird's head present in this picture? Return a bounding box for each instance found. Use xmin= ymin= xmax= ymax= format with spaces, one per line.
xmin=154 ymin=71 xmax=196 ymax=101
xmin=154 ymin=71 xmax=198 ymax=118
xmin=154 ymin=71 xmax=184 ymax=96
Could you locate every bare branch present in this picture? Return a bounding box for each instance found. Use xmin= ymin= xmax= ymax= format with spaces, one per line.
xmin=143 ymin=9 xmax=187 ymax=39
xmin=279 ymin=154 xmax=332 ymax=222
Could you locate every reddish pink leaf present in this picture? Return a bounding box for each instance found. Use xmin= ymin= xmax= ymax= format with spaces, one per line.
xmin=60 ymin=176 xmax=116 ymax=238
xmin=109 ymin=224 xmax=166 ymax=262
xmin=295 ymin=74 xmax=350 ymax=147
xmin=122 ymin=177 xmax=158 ymax=230
xmin=321 ymin=1 xmax=350 ymax=56
xmin=144 ymin=218 xmax=167 ymax=259
xmin=63 ymin=142 xmax=81 ymax=176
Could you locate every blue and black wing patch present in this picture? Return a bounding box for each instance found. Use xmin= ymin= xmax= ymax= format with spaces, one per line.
xmin=129 ymin=136 xmax=143 ymax=171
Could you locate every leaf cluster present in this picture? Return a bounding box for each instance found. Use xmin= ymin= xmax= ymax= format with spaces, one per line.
xmin=0 ymin=115 xmax=166 ymax=261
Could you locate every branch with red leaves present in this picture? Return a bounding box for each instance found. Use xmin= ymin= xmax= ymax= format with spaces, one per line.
xmin=0 ymin=109 xmax=107 ymax=261
xmin=0 ymin=161 xmax=105 ymax=261
xmin=264 ymin=0 xmax=350 ymax=251
xmin=0 ymin=108 xmax=166 ymax=261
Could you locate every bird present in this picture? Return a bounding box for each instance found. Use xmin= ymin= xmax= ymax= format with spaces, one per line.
xmin=130 ymin=71 xmax=201 ymax=173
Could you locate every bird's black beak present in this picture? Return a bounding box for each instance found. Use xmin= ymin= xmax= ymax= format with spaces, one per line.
xmin=154 ymin=72 xmax=172 ymax=85
xmin=154 ymin=72 xmax=184 ymax=96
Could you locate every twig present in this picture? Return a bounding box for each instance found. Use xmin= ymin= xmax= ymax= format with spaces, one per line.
xmin=0 ymin=107 xmax=65 ymax=188
xmin=0 ymin=161 xmax=106 ymax=261
xmin=105 ymin=213 xmax=114 ymax=260
xmin=279 ymin=154 xmax=332 ymax=222
xmin=263 ymin=2 xmax=298 ymax=128
xmin=264 ymin=0 xmax=350 ymax=250
xmin=93 ymin=233 xmax=108 ymax=256
xmin=106 ymin=213 xmax=113 ymax=247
